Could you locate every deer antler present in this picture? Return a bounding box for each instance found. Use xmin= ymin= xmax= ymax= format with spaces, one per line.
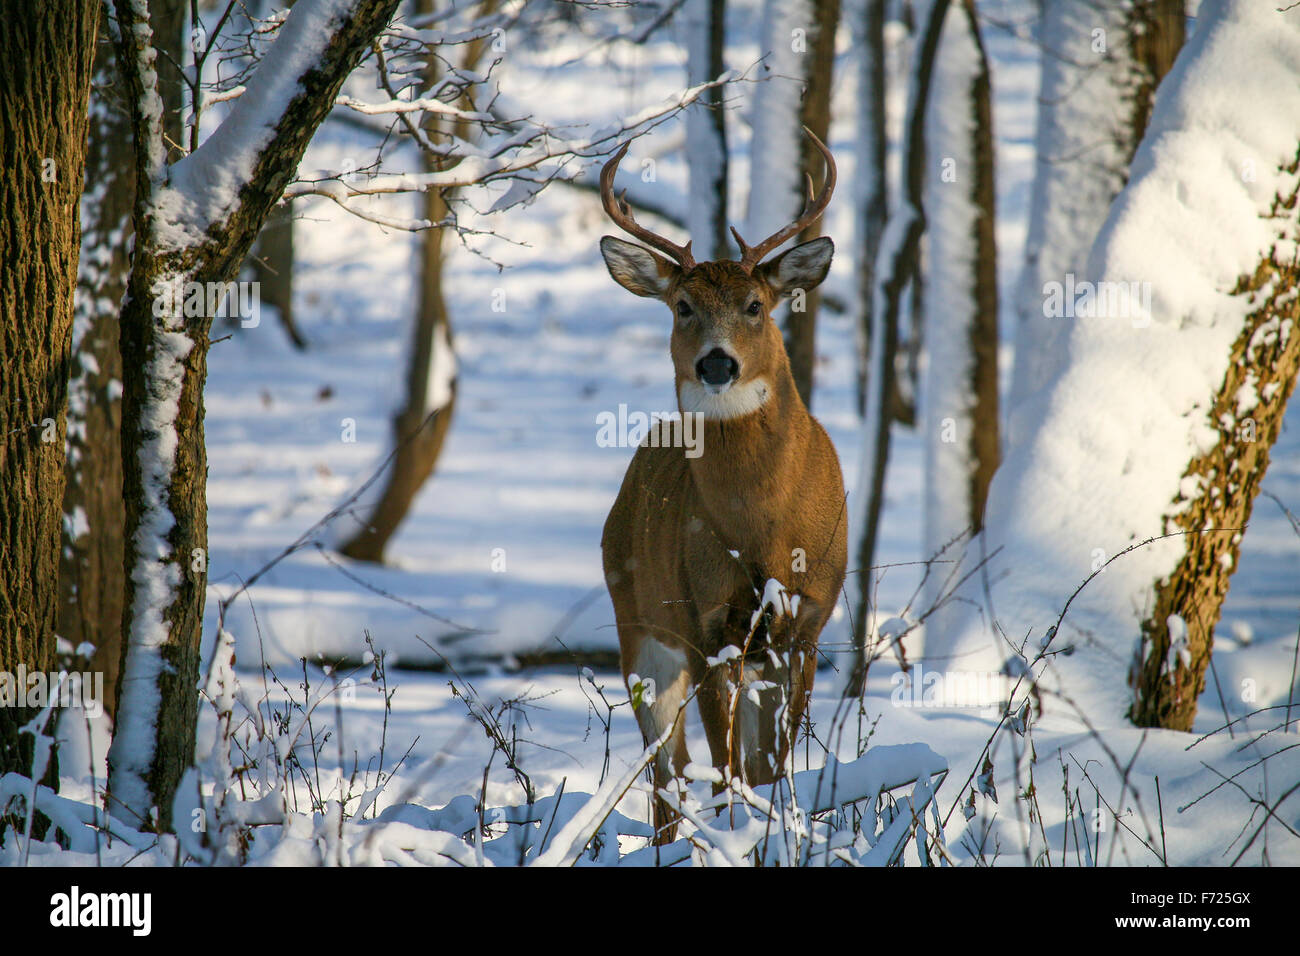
xmin=730 ymin=126 xmax=837 ymax=273
xmin=600 ymin=142 xmax=697 ymax=270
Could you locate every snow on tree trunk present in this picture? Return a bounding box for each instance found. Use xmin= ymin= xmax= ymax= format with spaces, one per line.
xmin=681 ymin=0 xmax=729 ymax=260
xmin=1008 ymin=2 xmax=1185 ymax=447
xmin=60 ymin=2 xmax=186 ymax=724
xmin=934 ymin=0 xmax=1300 ymax=727
xmin=918 ymin=0 xmax=998 ymax=648
xmin=107 ymin=0 xmax=402 ymax=829
xmin=746 ymin=0 xmax=813 ymax=245
xmin=1005 ymin=1 xmax=1134 ymax=443
xmin=746 ymin=0 xmax=824 ymax=405
xmin=842 ymin=0 xmax=949 ymax=697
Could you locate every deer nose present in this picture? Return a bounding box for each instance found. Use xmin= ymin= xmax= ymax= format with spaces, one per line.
xmin=695 ymin=347 xmax=739 ymax=387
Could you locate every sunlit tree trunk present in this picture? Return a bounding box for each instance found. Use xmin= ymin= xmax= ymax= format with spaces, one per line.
xmin=785 ymin=0 xmax=839 ymax=409
xmin=1130 ymin=198 xmax=1300 ymax=729
xmin=338 ymin=0 xmax=499 ymax=563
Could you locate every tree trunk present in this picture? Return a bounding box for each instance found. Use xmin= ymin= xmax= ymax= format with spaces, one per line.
xmin=852 ymin=0 xmax=887 ymax=415
xmin=338 ymin=183 xmax=457 ymax=562
xmin=919 ymin=0 xmax=998 ymax=643
xmin=926 ymin=0 xmax=1300 ymax=725
xmin=106 ymin=0 xmax=402 ymax=830
xmin=60 ymin=2 xmax=186 ymax=724
xmin=1006 ymin=0 xmax=1184 ymax=441
xmin=339 ymin=0 xmax=500 ymax=563
xmin=1130 ymin=183 xmax=1300 ymax=728
xmin=0 ymin=0 xmax=100 ymax=778
xmin=1123 ymin=0 xmax=1185 ymax=167
xmin=682 ymin=0 xmax=729 ymax=260
xmin=250 ymin=202 xmax=306 ymax=349
xmin=60 ymin=27 xmax=132 ymax=722
xmin=843 ymin=0 xmax=949 ymax=697
xmin=784 ymin=0 xmax=840 ymax=409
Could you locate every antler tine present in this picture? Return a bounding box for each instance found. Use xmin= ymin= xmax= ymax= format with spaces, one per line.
xmin=600 ymin=142 xmax=696 ymax=270
xmin=732 ymin=126 xmax=837 ymax=273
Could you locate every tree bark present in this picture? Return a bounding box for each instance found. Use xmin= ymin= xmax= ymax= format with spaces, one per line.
xmin=784 ymin=0 xmax=840 ymax=409
xmin=961 ymin=0 xmax=999 ymax=537
xmin=0 ymin=0 xmax=100 ymax=778
xmin=1123 ymin=0 xmax=1185 ymax=168
xmin=852 ymin=0 xmax=887 ymax=415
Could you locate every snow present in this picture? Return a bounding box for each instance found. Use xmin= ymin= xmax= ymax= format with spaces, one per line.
xmin=930 ymin=0 xmax=1300 ymax=721
xmin=161 ymin=0 xmax=363 ymax=249
xmin=424 ymin=321 xmax=456 ymax=414
xmin=107 ymin=276 xmax=195 ymax=823
xmin=1005 ymin=0 xmax=1130 ymax=442
xmin=16 ymin=0 xmax=1300 ymax=868
xmin=919 ymin=0 xmax=985 ymax=641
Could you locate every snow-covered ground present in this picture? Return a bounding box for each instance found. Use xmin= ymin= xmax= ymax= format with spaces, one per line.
xmin=32 ymin=1 xmax=1300 ymax=865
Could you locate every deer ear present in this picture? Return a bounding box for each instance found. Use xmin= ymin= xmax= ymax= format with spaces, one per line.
xmin=758 ymin=236 xmax=834 ymax=298
xmin=600 ymin=237 xmax=678 ymax=298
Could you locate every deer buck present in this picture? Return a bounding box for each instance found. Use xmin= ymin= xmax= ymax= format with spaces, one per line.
xmin=599 ymin=129 xmax=848 ymax=842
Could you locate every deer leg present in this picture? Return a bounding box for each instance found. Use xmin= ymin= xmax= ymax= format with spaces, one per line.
xmin=771 ymin=628 xmax=820 ymax=774
xmin=695 ymin=599 xmax=758 ymax=787
xmin=625 ymin=637 xmax=690 ymax=844
xmin=739 ymin=599 xmax=826 ymax=785
xmin=696 ymin=663 xmax=737 ymax=788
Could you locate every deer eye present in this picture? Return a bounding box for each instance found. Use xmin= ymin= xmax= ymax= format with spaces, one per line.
xmin=746 ymin=301 xmax=762 ymax=316
xmin=676 ymin=300 xmax=693 ymax=318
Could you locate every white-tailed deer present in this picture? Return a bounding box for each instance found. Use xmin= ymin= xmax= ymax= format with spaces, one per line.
xmin=599 ymin=129 xmax=848 ymax=842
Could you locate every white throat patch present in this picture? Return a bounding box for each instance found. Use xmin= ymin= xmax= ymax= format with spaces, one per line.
xmin=678 ymin=377 xmax=771 ymax=420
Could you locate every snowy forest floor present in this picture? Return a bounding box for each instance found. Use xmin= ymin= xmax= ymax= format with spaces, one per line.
xmin=36 ymin=2 xmax=1300 ymax=865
